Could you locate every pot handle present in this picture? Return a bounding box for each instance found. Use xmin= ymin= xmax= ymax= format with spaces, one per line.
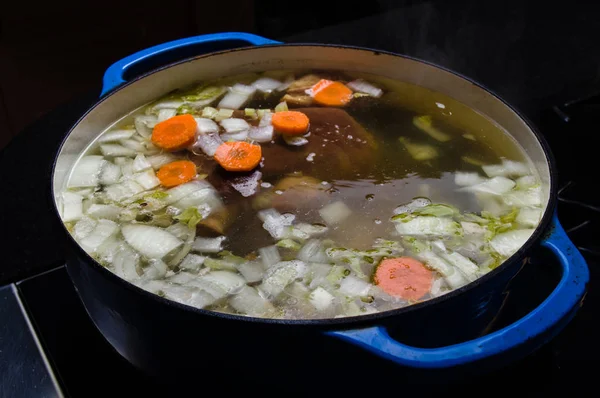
xmin=101 ymin=32 xmax=280 ymax=96
xmin=327 ymin=212 xmax=589 ymax=368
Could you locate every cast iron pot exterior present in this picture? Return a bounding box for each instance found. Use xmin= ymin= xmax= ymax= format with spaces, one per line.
xmin=51 ymin=34 xmax=588 ymax=379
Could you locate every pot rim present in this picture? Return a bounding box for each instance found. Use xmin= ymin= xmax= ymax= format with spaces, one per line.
xmin=52 ymin=43 xmax=558 ymax=327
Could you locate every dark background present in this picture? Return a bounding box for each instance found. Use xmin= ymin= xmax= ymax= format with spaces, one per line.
xmin=2 ymin=0 xmax=600 ymax=150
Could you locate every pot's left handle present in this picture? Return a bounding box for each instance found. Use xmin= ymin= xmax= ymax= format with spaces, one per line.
xmin=101 ymin=32 xmax=281 ymax=97
xmin=327 ymin=213 xmax=589 ymax=368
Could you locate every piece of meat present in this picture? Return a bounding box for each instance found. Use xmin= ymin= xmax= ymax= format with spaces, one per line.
xmin=260 ymin=107 xmax=377 ymax=180
xmin=252 ymin=176 xmax=330 ymax=213
xmin=287 ymin=74 xmax=321 ymax=93
xmin=282 ymin=93 xmax=314 ymax=107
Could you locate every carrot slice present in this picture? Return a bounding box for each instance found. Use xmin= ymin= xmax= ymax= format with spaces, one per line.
xmin=157 ymin=160 xmax=197 ymax=187
xmin=374 ymin=257 xmax=433 ymax=301
xmin=271 ymin=111 xmax=310 ymax=136
xmin=151 ymin=114 xmax=197 ymax=151
xmin=214 ymin=142 xmax=262 ymax=172
xmin=311 ymin=79 xmax=353 ymax=107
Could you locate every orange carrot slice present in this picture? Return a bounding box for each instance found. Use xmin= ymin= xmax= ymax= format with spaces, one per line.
xmin=311 ymin=79 xmax=353 ymax=107
xmin=157 ymin=160 xmax=197 ymax=187
xmin=271 ymin=111 xmax=310 ymax=136
xmin=214 ymin=142 xmax=262 ymax=172
xmin=374 ymin=257 xmax=433 ymax=301
xmin=151 ymin=114 xmax=197 ymax=151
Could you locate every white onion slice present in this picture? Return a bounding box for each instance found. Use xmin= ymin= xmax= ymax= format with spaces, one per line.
xmin=104 ymin=180 xmax=145 ymax=202
xmin=248 ymin=126 xmax=273 ymax=143
xmin=100 ymin=144 xmax=136 ymax=157
xmin=62 ymin=192 xmax=83 ymax=222
xmin=259 ymin=245 xmax=281 ymax=269
xmin=309 ymin=287 xmax=335 ymax=311
xmin=147 ymin=153 xmax=177 ymax=170
xmin=251 ymin=77 xmax=282 ymax=93
xmin=220 ymin=118 xmax=250 ymax=133
xmin=230 ymin=285 xmax=274 ymax=317
xmin=218 ymin=92 xmax=250 ymax=110
xmin=232 ymin=83 xmax=257 ymax=95
xmin=220 ymin=130 xmax=249 ymax=142
xmin=157 ymin=108 xmax=177 ymax=122
xmin=238 ymin=261 xmax=265 ymax=283
xmin=283 ymin=135 xmax=308 ymax=146
xmin=98 ymin=129 xmax=136 ymax=143
xmin=338 ymin=276 xmax=371 ymax=296
xmin=192 ymin=133 xmax=223 ymax=156
xmin=86 ymin=204 xmax=121 ymax=220
xmin=192 ymin=236 xmax=225 ymax=253
xmin=79 ymin=219 xmax=119 ymax=253
xmin=134 ymin=169 xmax=161 ymax=190
xmin=258 ymin=112 xmax=272 ymax=127
xmin=132 ymin=154 xmax=151 ymax=172
xmin=347 ymin=79 xmax=383 ymax=97
xmin=99 ymin=161 xmax=121 ymax=185
xmin=121 ymin=224 xmax=182 ymax=259
xmin=454 ymin=172 xmax=486 ymax=187
xmin=194 ymin=117 xmax=220 ymax=134
xmin=134 ymin=115 xmax=158 ymax=138
xmin=68 ymin=156 xmax=105 ymax=188
xmin=319 ymin=201 xmax=352 ymax=225
xmin=113 ymin=245 xmax=140 ymax=281
xmin=458 ymin=176 xmax=516 ymax=195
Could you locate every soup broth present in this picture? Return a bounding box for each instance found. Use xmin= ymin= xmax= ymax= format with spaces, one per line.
xmin=59 ymin=70 xmax=543 ymax=319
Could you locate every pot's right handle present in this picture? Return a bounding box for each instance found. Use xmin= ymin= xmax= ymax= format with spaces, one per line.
xmin=101 ymin=32 xmax=280 ymax=96
xmin=327 ymin=212 xmax=589 ymax=368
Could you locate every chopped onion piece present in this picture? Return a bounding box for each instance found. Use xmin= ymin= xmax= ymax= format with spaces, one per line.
xmin=274 ymin=101 xmax=289 ymax=112
xmin=120 ymin=139 xmax=147 ymax=152
xmin=252 ymin=77 xmax=282 ymax=92
xmin=99 ymin=129 xmax=136 ymax=143
xmin=297 ymin=239 xmax=328 ymax=263
xmin=179 ymin=254 xmax=206 ymax=271
xmin=259 ymin=245 xmax=281 ymax=268
xmin=259 ymin=260 xmax=307 ymax=297
xmin=347 ymin=79 xmax=383 ymax=97
xmin=482 ymin=159 xmax=530 ymax=178
xmin=121 ymin=224 xmax=182 ymax=259
xmin=283 ymin=135 xmax=308 ymax=146
xmin=239 ymin=261 xmax=265 ymax=283
xmin=86 ymin=204 xmax=121 ymax=220
xmin=339 ymin=276 xmax=371 ymax=296
xmin=458 ymin=176 xmax=516 ymax=195
xmin=490 ymin=229 xmax=534 ymax=257
xmin=220 ymin=118 xmax=250 ymax=133
xmin=439 ymin=251 xmax=479 ymax=280
xmin=73 ymin=217 xmax=97 ymax=240
xmin=516 ymin=175 xmax=538 ymax=190
xmin=157 ymin=108 xmax=177 ymax=122
xmin=201 ymin=271 xmax=246 ymax=294
xmin=132 ymin=154 xmax=152 ymax=172
xmin=113 ymin=245 xmax=140 ymax=280
xmin=516 ymin=207 xmax=542 ymax=227
xmin=218 ymin=91 xmax=249 ymax=110
xmin=294 ymin=223 xmax=328 ymax=237
xmin=99 ymin=161 xmax=121 ymax=185
xmin=192 ymin=236 xmax=225 ymax=253
xmin=152 ymin=101 xmax=184 ymax=111
xmin=248 ymin=125 xmax=274 ymax=143
xmin=62 ymin=192 xmax=83 ymax=222
xmin=319 ymin=201 xmax=352 ymax=225
xmin=418 ymin=251 xmax=467 ymax=289
xmin=165 ymin=180 xmax=212 ymax=204
xmin=79 ymin=219 xmax=119 ymax=253
xmin=259 ymin=209 xmax=295 ymax=239
xmin=104 ymin=180 xmax=145 ymax=202
xmin=147 ymin=153 xmax=177 ymax=170
xmin=144 ymin=259 xmax=168 ymax=280
xmin=68 ymin=156 xmax=105 ymax=188
xmin=309 ymin=287 xmax=335 ymax=311
xmin=192 ymin=133 xmax=223 ymax=156
xmin=214 ymin=108 xmax=234 ymax=122
xmin=134 ymin=169 xmax=161 ymax=190
xmin=502 ymin=187 xmax=542 ymax=207
xmin=393 ymin=197 xmax=431 ymax=215
xmin=134 ymin=115 xmax=158 ymax=138
xmin=230 ymin=285 xmax=275 ymax=317
xmin=220 ymin=130 xmax=249 ymax=142
xmin=231 ymin=83 xmax=257 ymax=95
xmin=454 ymin=172 xmax=486 ymax=187
xmin=193 ymin=117 xmax=219 ymax=134
xmin=201 ymin=107 xmax=219 ymax=119
xmin=100 ymin=144 xmax=137 ymax=157
xmin=258 ymin=112 xmax=272 ymax=127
